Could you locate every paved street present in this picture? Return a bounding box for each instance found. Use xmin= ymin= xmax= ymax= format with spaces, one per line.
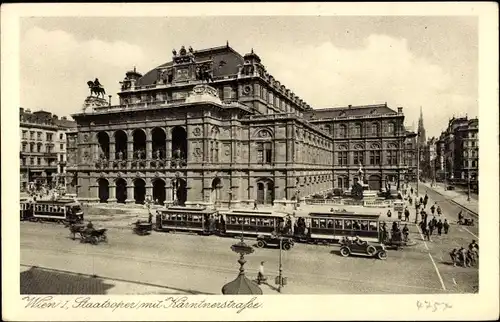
xmin=21 ymin=193 xmax=478 ymax=294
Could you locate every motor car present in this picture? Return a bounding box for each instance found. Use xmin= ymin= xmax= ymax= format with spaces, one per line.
xmin=255 ymin=235 xmax=294 ymax=250
xmin=339 ymin=239 xmax=387 ymax=260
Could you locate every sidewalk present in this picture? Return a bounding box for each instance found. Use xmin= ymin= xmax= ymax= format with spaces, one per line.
xmin=418 ymin=182 xmax=478 ymax=215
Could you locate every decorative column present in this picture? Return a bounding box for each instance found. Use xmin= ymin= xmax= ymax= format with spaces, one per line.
xmin=127 ymin=140 xmax=133 ymax=168
xmin=89 ymin=182 xmax=100 ymax=203
xmin=125 ymin=184 xmax=135 ymax=204
xmin=108 ymin=183 xmax=117 ymax=203
xmin=164 ymin=179 xmax=173 ymax=207
xmin=146 ymin=184 xmax=153 ymax=199
xmin=109 ymin=139 xmax=116 ymax=161
xmin=146 ymin=140 xmax=153 ymax=160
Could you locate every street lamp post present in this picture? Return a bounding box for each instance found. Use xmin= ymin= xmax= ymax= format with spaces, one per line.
xmin=275 ymin=236 xmax=287 ymax=293
xmin=467 ymin=169 xmax=471 ymax=202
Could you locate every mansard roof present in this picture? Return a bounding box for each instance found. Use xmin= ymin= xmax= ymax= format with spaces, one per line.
xmin=304 ymin=104 xmax=399 ymax=120
xmin=137 ymin=45 xmax=245 ymax=86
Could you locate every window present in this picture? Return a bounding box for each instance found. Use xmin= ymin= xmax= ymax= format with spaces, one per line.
xmin=22 ymin=158 xmax=26 ymax=165
xmin=344 ymin=220 xmax=352 ymax=230
xmin=338 ymin=151 xmax=348 ymax=165
xmin=369 ymin=221 xmax=378 ymax=231
xmin=22 ymin=130 xmax=27 ymax=139
xmin=30 ymin=157 xmax=34 ymax=165
xmin=338 ymin=125 xmax=347 ymax=138
xmin=30 ymin=131 xmax=34 ymax=139
xmin=387 ymin=150 xmax=398 ymax=165
xmin=60 ymin=144 xmax=64 ymax=150
xmin=334 ymin=219 xmax=343 ymax=229
xmin=37 ymin=144 xmax=42 ymax=153
xmin=37 ymin=157 xmax=41 ymax=165
xmin=371 ymin=123 xmax=379 ymax=136
xmin=30 ymin=143 xmax=35 ymax=152
xmin=60 ymin=154 xmax=64 ymax=161
xmin=257 ymin=142 xmax=272 ymax=164
xmin=387 ymin=123 xmax=395 ymax=135
xmin=22 ymin=143 xmax=27 ymax=152
xmin=37 ymin=132 xmax=42 ymax=140
xmin=353 ymin=123 xmax=362 ymax=137
xmin=370 ymin=150 xmax=381 ymax=165
xmin=353 ymin=151 xmax=364 ymax=165
xmin=59 ymin=133 xmax=64 ymax=140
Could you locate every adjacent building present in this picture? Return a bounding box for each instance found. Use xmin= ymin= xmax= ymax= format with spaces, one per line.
xmin=434 ymin=116 xmax=478 ymax=185
xmin=20 ymin=108 xmax=76 ymax=191
xmin=67 ymin=44 xmax=413 ymax=206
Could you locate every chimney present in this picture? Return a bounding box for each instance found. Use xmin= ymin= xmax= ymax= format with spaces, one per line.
xmin=397 ymin=107 xmax=403 ymax=114
xmin=20 ymin=107 xmax=24 ymax=114
xmin=108 ymin=95 xmax=112 ymax=106
xmin=348 ymin=105 xmax=352 ymax=108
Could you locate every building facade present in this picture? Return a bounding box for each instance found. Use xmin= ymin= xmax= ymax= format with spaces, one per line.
xmin=434 ymin=116 xmax=478 ymax=185
xmin=67 ymin=44 xmax=412 ymax=206
xmin=20 ymin=108 xmax=76 ymax=190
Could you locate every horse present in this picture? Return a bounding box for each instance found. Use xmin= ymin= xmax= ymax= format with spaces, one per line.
xmin=87 ymin=81 xmax=106 ymax=98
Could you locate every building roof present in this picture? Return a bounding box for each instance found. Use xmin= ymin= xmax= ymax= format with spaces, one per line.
xmin=304 ymin=104 xmax=399 ymax=120
xmin=221 ymin=273 xmax=263 ymax=295
xmin=137 ymin=45 xmax=244 ymax=86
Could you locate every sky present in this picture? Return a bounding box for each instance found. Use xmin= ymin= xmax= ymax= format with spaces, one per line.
xmin=20 ymin=16 xmax=478 ymax=139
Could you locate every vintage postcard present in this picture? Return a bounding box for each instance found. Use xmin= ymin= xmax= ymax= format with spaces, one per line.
xmin=1 ymin=2 xmax=498 ymax=321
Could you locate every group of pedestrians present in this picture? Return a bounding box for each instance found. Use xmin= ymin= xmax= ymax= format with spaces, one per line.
xmin=450 ymin=240 xmax=479 ymax=268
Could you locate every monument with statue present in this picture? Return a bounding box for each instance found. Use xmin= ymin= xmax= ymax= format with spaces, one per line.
xmin=82 ymin=78 xmax=108 ymax=112
xmin=351 ymin=164 xmax=377 ymax=201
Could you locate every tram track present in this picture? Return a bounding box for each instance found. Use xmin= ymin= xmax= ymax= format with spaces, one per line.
xmin=21 ymin=241 xmax=446 ymax=293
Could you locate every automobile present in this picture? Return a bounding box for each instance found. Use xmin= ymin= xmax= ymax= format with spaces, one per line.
xmin=339 ymin=238 xmax=387 ymax=260
xmin=133 ymin=220 xmax=153 ymax=235
xmin=255 ymin=234 xmax=294 ymax=250
xmin=446 ymin=185 xmax=455 ymax=190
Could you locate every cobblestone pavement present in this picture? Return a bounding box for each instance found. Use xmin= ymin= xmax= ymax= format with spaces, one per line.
xmin=21 ymin=212 xmax=478 ymax=294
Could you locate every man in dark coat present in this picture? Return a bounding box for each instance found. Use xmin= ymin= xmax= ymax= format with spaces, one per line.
xmin=410 ymin=187 xmax=414 ymax=195
xmin=436 ymin=219 xmax=443 ymax=235
xmin=404 ymin=207 xmax=410 ymax=221
xmin=443 ymin=219 xmax=450 ymax=234
xmin=430 ymin=203 xmax=436 ymax=215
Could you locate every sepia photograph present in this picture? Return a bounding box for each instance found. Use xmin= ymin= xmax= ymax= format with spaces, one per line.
xmin=2 ymin=2 xmax=499 ymax=321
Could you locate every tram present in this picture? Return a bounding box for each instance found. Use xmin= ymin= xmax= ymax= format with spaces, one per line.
xmin=220 ymin=209 xmax=291 ymax=237
xmin=293 ymin=210 xmax=381 ymax=243
xmin=20 ymin=199 xmax=84 ymax=223
xmin=155 ymin=206 xmax=219 ymax=234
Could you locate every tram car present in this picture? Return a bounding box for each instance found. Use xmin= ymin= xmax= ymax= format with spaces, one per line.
xmin=155 ymin=206 xmax=219 ymax=235
xmin=220 ymin=209 xmax=291 ymax=238
xmin=20 ymin=199 xmax=84 ymax=223
xmin=20 ymin=200 xmax=33 ymax=221
xmin=292 ymin=209 xmax=381 ymax=244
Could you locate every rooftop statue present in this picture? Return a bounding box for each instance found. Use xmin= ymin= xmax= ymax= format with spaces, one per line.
xmin=87 ymin=78 xmax=106 ymax=98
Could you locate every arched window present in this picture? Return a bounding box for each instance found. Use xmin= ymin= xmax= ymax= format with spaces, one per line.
xmin=353 ymin=144 xmax=364 ymax=165
xmin=371 ymin=123 xmax=380 ymax=136
xmin=353 ymin=123 xmax=362 ymax=137
xmin=387 ymin=143 xmax=398 ymax=165
xmin=387 ymin=122 xmax=395 ymax=135
xmin=337 ymin=145 xmax=348 ymax=166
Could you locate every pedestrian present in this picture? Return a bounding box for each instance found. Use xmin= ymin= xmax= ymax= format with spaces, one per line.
xmin=469 ymin=240 xmax=479 ymax=252
xmin=257 ymin=261 xmax=266 ymax=284
xmin=410 ymin=187 xmax=414 ymax=195
xmin=436 ymin=219 xmax=443 ymax=236
xmin=419 ymin=196 xmax=424 ymax=205
xmin=404 ymin=207 xmax=410 ymax=221
xmin=430 ymin=203 xmax=436 ymax=215
xmin=387 ymin=209 xmax=392 ymax=218
xmin=425 ymin=224 xmax=431 ymax=241
xmin=253 ymin=201 xmax=258 ymax=210
xmin=443 ymin=219 xmax=449 ymax=234
xmin=402 ymin=224 xmax=409 ymax=241
xmin=437 ymin=205 xmax=442 ymax=216
xmin=148 ymin=212 xmax=153 ymax=224
xmin=429 ymin=220 xmax=434 ymax=235
xmin=450 ymin=248 xmax=458 ymax=266
xmin=459 ymin=247 xmax=469 ymax=267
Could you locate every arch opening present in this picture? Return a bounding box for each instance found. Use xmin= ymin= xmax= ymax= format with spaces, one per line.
xmin=171 ymin=127 xmax=187 ymax=167
xmin=115 ymin=130 xmax=128 ymax=160
xmin=115 ymin=178 xmax=127 ymax=203
xmin=133 ymin=130 xmax=146 ymax=159
xmin=211 ymin=177 xmax=222 ymax=205
xmin=134 ymin=179 xmax=146 ymax=204
xmin=97 ymin=132 xmax=110 ymax=159
xmin=368 ymin=175 xmax=382 ymax=191
xmin=152 ymin=128 xmax=166 ymax=159
xmin=152 ymin=179 xmax=166 ymax=205
xmin=174 ymin=178 xmax=187 ymax=206
xmin=98 ymin=178 xmax=109 ymax=203
xmin=256 ymin=179 xmax=274 ymax=205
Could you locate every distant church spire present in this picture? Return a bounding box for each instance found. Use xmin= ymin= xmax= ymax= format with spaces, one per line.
xmin=418 ymin=106 xmax=427 ymax=147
